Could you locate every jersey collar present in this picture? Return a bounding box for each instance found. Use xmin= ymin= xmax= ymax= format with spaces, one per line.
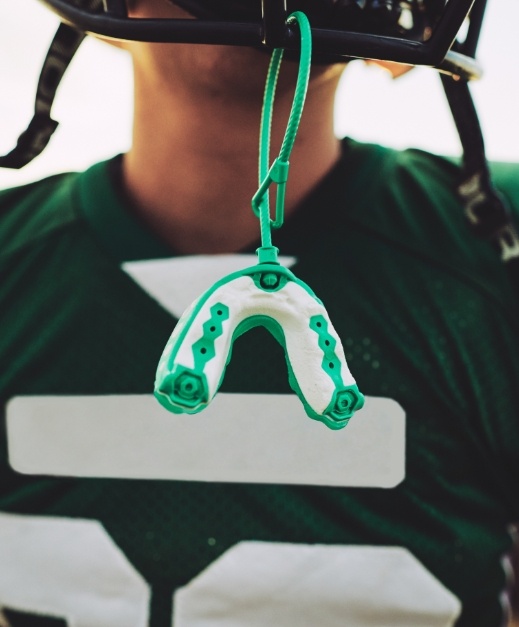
xmin=77 ymin=155 xmax=173 ymax=262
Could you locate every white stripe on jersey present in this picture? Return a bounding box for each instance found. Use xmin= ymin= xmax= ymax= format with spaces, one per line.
xmin=7 ymin=394 xmax=404 ymax=487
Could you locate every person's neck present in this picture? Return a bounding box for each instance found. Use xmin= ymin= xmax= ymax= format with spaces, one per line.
xmin=122 ymin=64 xmax=343 ymax=255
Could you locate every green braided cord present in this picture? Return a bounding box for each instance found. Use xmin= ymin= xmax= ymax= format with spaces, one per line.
xmin=278 ymin=13 xmax=312 ymax=163
xmin=252 ymin=11 xmax=312 ymax=260
xmin=258 ymin=47 xmax=283 ymax=249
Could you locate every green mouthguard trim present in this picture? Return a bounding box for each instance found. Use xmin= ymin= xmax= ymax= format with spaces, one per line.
xmin=156 ymin=303 xmax=230 ymax=414
xmin=192 ymin=303 xmax=230 ymax=370
xmin=310 ymin=315 xmax=343 ymax=385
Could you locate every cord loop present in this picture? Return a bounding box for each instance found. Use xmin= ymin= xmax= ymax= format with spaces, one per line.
xmin=252 ymin=11 xmax=312 ymax=262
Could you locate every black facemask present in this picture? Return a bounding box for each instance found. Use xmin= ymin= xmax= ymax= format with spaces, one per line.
xmin=170 ymin=0 xmax=445 ymax=42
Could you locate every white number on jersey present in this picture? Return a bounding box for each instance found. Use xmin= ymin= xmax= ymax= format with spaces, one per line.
xmin=0 ymin=514 xmax=460 ymax=627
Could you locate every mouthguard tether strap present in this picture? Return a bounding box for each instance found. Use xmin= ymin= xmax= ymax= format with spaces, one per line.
xmin=154 ymin=12 xmax=364 ymax=428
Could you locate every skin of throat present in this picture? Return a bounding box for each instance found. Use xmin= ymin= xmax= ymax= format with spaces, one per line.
xmin=121 ymin=1 xmax=346 ymax=255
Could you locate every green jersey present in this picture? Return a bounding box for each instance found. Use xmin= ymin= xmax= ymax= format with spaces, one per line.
xmin=0 ymin=139 xmax=518 ymax=627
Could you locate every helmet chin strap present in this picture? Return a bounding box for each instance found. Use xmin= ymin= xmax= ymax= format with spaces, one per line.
xmin=443 ymin=0 xmax=519 ymax=294
xmin=0 ymin=0 xmax=103 ymax=169
xmin=0 ymin=22 xmax=84 ymax=169
xmin=441 ymin=74 xmax=519 ymax=295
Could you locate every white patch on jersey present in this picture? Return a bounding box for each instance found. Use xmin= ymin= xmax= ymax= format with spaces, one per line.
xmin=121 ymin=254 xmax=297 ymax=318
xmin=7 ymin=394 xmax=405 ymax=487
xmin=174 ymin=542 xmax=461 ymax=627
xmin=0 ymin=513 xmax=149 ymax=627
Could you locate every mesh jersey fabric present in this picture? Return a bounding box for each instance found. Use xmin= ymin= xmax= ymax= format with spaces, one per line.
xmin=0 ymin=138 xmax=518 ymax=626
